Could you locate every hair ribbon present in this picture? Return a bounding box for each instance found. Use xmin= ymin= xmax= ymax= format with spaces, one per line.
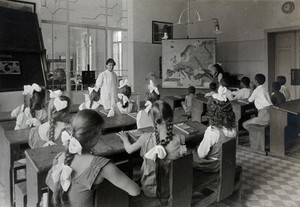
xmin=119 ymin=79 xmax=130 ymax=89
xmin=148 ymin=80 xmax=159 ymax=95
xmin=144 ymin=145 xmax=167 ymax=161
xmin=50 ymin=90 xmax=68 ymax=112
xmin=61 ymin=131 xmax=82 ymax=155
xmin=144 ymin=101 xmax=152 ymax=113
xmin=22 ymin=83 xmax=42 ymax=96
xmin=88 ymin=87 xmax=99 ymax=94
xmin=118 ymin=93 xmax=129 ymax=105
xmin=52 ymin=163 xmax=73 ymax=192
xmin=212 ymin=86 xmax=227 ymax=101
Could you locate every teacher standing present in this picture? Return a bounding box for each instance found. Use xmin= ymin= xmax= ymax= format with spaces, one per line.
xmin=96 ymin=58 xmax=118 ymax=110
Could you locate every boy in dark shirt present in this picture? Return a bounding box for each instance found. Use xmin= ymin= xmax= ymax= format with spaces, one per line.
xmin=271 ymin=81 xmax=286 ymax=105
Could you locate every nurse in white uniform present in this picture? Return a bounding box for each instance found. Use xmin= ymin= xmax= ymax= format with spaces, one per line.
xmin=96 ymin=58 xmax=118 ymax=110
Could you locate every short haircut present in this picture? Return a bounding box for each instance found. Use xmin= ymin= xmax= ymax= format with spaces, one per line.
xmin=241 ymin=77 xmax=250 ymax=87
xmin=188 ymin=86 xmax=196 ymax=94
xmin=213 ymin=64 xmax=224 ymax=74
xmin=254 ymin=73 xmax=266 ymax=85
xmin=209 ymin=82 xmax=217 ymax=91
xmin=106 ymin=58 xmax=116 ymax=66
xmin=272 ymin=81 xmax=281 ymax=92
xmin=220 ymin=77 xmax=230 ymax=87
xmin=277 ymin=75 xmax=286 ymax=85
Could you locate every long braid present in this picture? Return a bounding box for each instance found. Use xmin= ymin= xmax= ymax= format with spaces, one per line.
xmin=48 ymin=111 xmax=56 ymax=142
xmin=160 ymin=119 xmax=173 ymax=147
xmin=89 ymin=100 xmax=93 ymax=109
xmin=154 ymin=123 xmax=160 ymax=145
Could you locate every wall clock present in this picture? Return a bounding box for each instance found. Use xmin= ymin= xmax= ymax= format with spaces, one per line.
xmin=282 ymin=1 xmax=295 ymax=14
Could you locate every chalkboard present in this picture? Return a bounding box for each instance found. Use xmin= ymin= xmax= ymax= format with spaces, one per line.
xmin=0 ymin=7 xmax=46 ymax=92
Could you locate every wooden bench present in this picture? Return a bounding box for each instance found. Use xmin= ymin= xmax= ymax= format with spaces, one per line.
xmin=192 ymin=138 xmax=238 ymax=206
xmin=248 ymin=125 xmax=269 ymax=155
xmin=130 ymin=153 xmax=193 ymax=207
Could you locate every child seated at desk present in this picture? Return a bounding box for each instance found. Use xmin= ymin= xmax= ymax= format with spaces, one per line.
xmin=277 ymin=75 xmax=291 ymax=101
xmin=107 ymin=79 xmax=133 ymax=117
xmin=28 ymin=90 xmax=71 ymax=148
xmin=193 ymin=98 xmax=236 ymax=172
xmin=136 ymin=80 xmax=160 ymax=129
xmin=271 ymin=81 xmax=286 ymax=105
xmin=46 ymin=110 xmax=140 ymax=207
xmin=78 ymin=87 xmax=101 ymax=111
xmin=232 ymin=76 xmax=251 ymax=100
xmin=117 ymin=100 xmax=187 ymax=198
xmin=11 ymin=83 xmax=47 ymax=130
xmin=242 ymin=74 xmax=272 ymax=131
xmin=181 ymin=86 xmax=195 ymax=116
xmin=204 ymin=82 xmax=217 ymax=97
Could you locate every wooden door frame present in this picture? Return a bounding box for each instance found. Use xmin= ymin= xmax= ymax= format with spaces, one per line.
xmin=265 ymin=26 xmax=300 ymax=91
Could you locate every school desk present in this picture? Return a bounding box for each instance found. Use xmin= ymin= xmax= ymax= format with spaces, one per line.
xmin=0 ymin=111 xmax=16 ymax=131
xmin=269 ymin=99 xmax=300 ymax=157
xmin=191 ymin=93 xmax=209 ymax=123
xmin=25 ymin=121 xmax=207 ymax=207
xmin=163 ymin=95 xmax=185 ymax=110
xmin=0 ymin=127 xmax=30 ymax=206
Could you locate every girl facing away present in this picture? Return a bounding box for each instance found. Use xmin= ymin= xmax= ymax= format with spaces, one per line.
xmin=193 ymin=98 xmax=236 ymax=172
xmin=46 ymin=109 xmax=140 ymax=207
xmin=117 ymin=100 xmax=187 ymax=198
xmin=28 ymin=90 xmax=71 ymax=148
xmin=136 ymin=80 xmax=160 ymax=129
xmin=78 ymin=87 xmax=101 ymax=111
xmin=107 ymin=79 xmax=133 ymax=117
xmin=11 ymin=83 xmax=47 ymax=130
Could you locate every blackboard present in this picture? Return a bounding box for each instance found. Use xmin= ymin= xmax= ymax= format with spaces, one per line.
xmin=0 ymin=7 xmax=46 ymax=92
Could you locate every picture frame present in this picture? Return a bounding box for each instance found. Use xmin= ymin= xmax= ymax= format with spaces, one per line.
xmin=0 ymin=0 xmax=36 ymax=13
xmin=152 ymin=21 xmax=173 ymax=44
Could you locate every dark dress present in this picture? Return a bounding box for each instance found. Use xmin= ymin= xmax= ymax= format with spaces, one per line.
xmin=271 ymin=91 xmax=286 ymax=105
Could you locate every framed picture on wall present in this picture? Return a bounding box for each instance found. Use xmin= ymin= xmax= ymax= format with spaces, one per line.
xmin=152 ymin=21 xmax=173 ymax=44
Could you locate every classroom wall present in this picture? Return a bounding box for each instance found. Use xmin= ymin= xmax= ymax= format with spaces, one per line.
xmin=130 ymin=0 xmax=300 ymax=99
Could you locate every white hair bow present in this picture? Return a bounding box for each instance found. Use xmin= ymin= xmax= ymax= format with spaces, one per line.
xmin=148 ymin=80 xmax=159 ymax=95
xmin=52 ymin=163 xmax=73 ymax=192
xmin=144 ymin=145 xmax=167 ymax=161
xmin=61 ymin=131 xmax=82 ymax=155
xmin=88 ymin=87 xmax=99 ymax=94
xmin=119 ymin=79 xmax=129 ymax=89
xmin=50 ymin=90 xmax=68 ymax=112
xmin=22 ymin=83 xmax=42 ymax=96
xmin=118 ymin=93 xmax=129 ymax=106
xmin=212 ymin=86 xmax=227 ymax=101
xmin=144 ymin=101 xmax=152 ymax=114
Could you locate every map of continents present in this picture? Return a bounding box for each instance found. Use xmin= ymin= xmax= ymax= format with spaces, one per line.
xmin=162 ymin=39 xmax=215 ymax=88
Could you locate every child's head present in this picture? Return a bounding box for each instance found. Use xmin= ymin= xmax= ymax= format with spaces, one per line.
xmin=272 ymin=81 xmax=281 ymax=92
xmin=187 ymin=86 xmax=196 ymax=95
xmin=88 ymin=87 xmax=100 ymax=108
xmin=30 ymin=88 xmax=46 ymax=117
xmin=22 ymin=83 xmax=43 ymax=109
xmin=240 ymin=77 xmax=250 ymax=88
xmin=52 ymin=109 xmax=104 ymax=206
xmin=150 ymin=100 xmax=173 ymax=146
xmin=254 ymin=73 xmax=266 ymax=86
xmin=220 ymin=77 xmax=230 ymax=87
xmin=209 ymin=63 xmax=224 ymax=76
xmin=146 ymin=80 xmax=160 ymax=103
xmin=118 ymin=80 xmax=132 ymax=108
xmin=277 ymin=75 xmax=286 ymax=86
xmin=209 ymin=82 xmax=217 ymax=92
xmin=207 ymin=98 xmax=235 ymax=129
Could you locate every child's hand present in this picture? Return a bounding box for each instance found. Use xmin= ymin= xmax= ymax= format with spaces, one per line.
xmin=116 ymin=131 xmax=129 ymax=141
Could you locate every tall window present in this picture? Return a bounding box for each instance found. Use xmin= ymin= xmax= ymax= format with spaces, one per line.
xmin=113 ymin=31 xmax=123 ymax=76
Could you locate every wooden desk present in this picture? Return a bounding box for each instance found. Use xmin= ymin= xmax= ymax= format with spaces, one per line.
xmin=164 ymin=95 xmax=185 ymax=110
xmin=103 ymin=114 xmax=136 ymax=134
xmin=0 ymin=111 xmax=16 ymax=131
xmin=25 ymin=121 xmax=206 ymax=207
xmin=0 ymin=127 xmax=30 ymax=206
xmin=0 ymin=111 xmax=14 ymax=121
xmin=191 ymin=94 xmax=209 ymax=123
xmin=269 ymin=99 xmax=300 ymax=157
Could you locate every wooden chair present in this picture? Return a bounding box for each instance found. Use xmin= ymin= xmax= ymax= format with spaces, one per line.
xmin=130 ymin=153 xmax=193 ymax=207
xmin=192 ymin=138 xmax=236 ymax=207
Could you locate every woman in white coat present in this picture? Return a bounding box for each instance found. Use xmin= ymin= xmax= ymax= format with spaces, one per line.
xmin=96 ymin=58 xmax=118 ymax=110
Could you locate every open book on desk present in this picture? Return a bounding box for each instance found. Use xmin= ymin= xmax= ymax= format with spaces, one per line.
xmin=174 ymin=122 xmax=198 ymax=135
xmin=126 ymin=127 xmax=154 ymax=142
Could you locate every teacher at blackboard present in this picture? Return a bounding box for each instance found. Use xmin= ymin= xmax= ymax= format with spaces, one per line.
xmin=96 ymin=58 xmax=118 ymax=110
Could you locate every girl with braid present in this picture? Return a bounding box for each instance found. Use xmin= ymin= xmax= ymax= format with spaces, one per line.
xmin=28 ymin=90 xmax=71 ymax=148
xmin=117 ymin=100 xmax=187 ymax=198
xmin=78 ymin=86 xmax=101 ymax=111
xmin=193 ymin=98 xmax=236 ymax=172
xmin=11 ymin=83 xmax=47 ymax=130
xmin=46 ymin=110 xmax=140 ymax=207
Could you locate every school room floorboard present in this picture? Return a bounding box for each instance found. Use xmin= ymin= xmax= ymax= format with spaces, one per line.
xmin=0 ymin=143 xmax=300 ymax=207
